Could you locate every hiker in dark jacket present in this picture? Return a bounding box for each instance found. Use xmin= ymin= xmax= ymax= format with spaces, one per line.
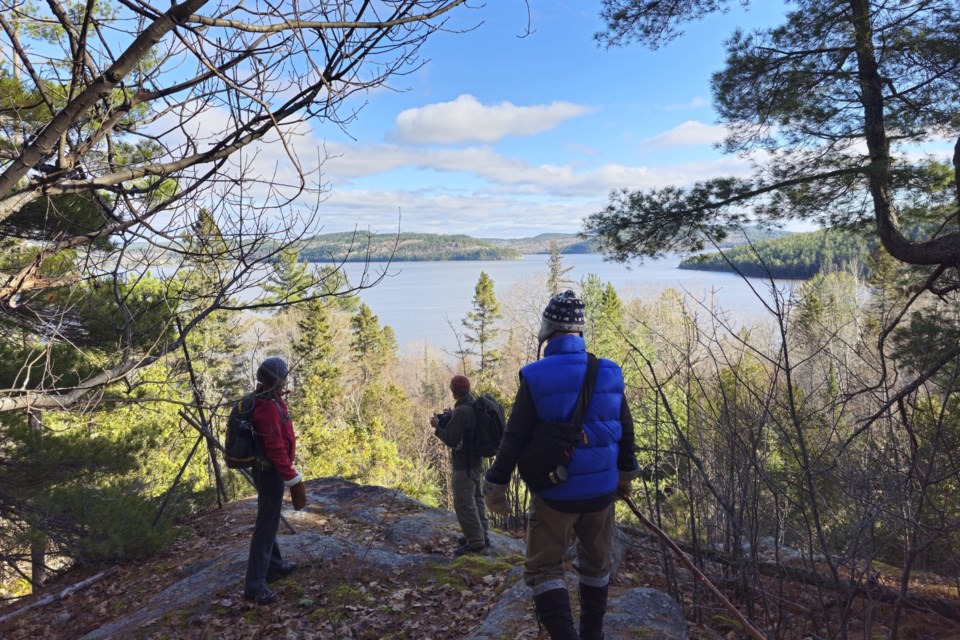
xmin=244 ymin=356 xmax=306 ymax=605
xmin=431 ymin=374 xmax=489 ymax=555
xmin=483 ymin=290 xmax=639 ymax=640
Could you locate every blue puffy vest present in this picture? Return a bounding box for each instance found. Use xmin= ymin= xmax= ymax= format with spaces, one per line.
xmin=521 ymin=335 xmax=623 ymax=501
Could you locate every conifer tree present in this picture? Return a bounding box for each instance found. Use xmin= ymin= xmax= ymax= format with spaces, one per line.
xmin=350 ymin=303 xmax=396 ymax=385
xmin=462 ymin=271 xmax=502 ymax=381
xmin=588 ymin=0 xmax=960 ymax=276
xmin=263 ymin=247 xmax=318 ymax=307
xmin=546 ymin=240 xmax=575 ymax=296
xmin=291 ymin=298 xmax=343 ymax=420
xmin=581 ymin=275 xmax=626 ymax=360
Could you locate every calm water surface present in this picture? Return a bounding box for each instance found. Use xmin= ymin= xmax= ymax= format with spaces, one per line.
xmin=330 ymin=254 xmax=797 ymax=355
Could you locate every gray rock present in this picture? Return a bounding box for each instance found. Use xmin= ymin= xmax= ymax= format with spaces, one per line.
xmin=605 ymin=588 xmax=688 ymax=639
xmin=72 ymin=477 xmax=686 ymax=640
xmin=78 ymin=531 xmax=449 ymax=639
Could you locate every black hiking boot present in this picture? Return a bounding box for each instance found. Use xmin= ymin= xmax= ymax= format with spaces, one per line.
xmin=458 ymin=536 xmax=490 ymax=548
xmin=267 ymin=561 xmax=298 ymax=582
xmin=578 ymin=582 xmax=608 ymax=640
xmin=533 ymin=588 xmax=580 ymax=640
xmin=243 ymin=587 xmax=278 ymax=605
xmin=454 ymin=543 xmax=487 ymax=556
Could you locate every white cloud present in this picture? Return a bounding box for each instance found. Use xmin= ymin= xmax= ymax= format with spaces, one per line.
xmin=299 ymin=142 xmax=765 ymax=238
xmin=390 ymin=94 xmax=594 ymax=144
xmin=645 ymin=120 xmax=728 ymax=147
xmin=322 ymin=142 xmax=754 ymax=197
xmin=141 ymin=103 xmax=759 ymax=239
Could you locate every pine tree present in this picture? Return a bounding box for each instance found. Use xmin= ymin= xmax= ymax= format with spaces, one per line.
xmin=350 ymin=303 xmax=395 ymax=385
xmin=462 ymin=271 xmax=503 ymax=381
xmin=581 ymin=275 xmax=625 ymax=360
xmin=546 ymin=240 xmax=575 ymax=296
xmin=291 ymin=298 xmax=343 ymax=419
xmin=263 ymin=247 xmax=318 ymax=306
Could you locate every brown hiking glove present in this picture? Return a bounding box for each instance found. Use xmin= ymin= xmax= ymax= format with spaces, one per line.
xmin=289 ymin=481 xmax=307 ymax=511
xmin=482 ymin=480 xmax=509 ymax=515
xmin=617 ymin=468 xmax=639 ymax=499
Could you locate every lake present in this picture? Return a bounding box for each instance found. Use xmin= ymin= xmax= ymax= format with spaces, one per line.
xmin=330 ymin=254 xmax=798 ymax=355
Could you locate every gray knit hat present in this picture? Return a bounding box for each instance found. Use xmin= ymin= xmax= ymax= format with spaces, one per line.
xmin=257 ymin=356 xmax=289 ymax=388
xmin=538 ymin=290 xmax=586 ymax=344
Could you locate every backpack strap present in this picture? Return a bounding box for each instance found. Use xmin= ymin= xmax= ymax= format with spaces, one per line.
xmin=569 ymin=353 xmax=600 ymax=427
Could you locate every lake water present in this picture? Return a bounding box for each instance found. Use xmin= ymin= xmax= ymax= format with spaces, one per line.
xmin=330 ymin=254 xmax=797 ymax=355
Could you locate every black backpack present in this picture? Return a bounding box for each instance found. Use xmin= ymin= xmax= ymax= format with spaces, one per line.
xmin=223 ymin=393 xmax=260 ymax=469
xmin=470 ymin=393 xmax=506 ymax=458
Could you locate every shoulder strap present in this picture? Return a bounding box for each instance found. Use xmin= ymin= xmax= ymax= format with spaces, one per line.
xmin=239 ymin=392 xmax=256 ymax=416
xmin=570 ymin=353 xmax=600 ymax=427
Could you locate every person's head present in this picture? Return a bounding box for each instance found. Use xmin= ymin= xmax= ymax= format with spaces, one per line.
xmin=538 ymin=289 xmax=586 ymax=345
xmin=449 ymin=374 xmax=471 ymax=399
xmin=257 ymin=356 xmax=289 ymax=395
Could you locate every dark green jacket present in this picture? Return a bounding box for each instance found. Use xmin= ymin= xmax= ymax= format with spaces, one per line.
xmin=434 ymin=393 xmax=481 ymax=471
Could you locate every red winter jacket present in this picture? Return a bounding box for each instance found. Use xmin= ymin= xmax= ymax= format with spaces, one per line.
xmin=253 ymin=392 xmax=298 ymax=482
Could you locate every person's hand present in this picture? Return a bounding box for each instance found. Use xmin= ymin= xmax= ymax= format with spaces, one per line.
xmin=482 ymin=480 xmax=509 ymax=515
xmin=429 ymin=415 xmax=439 ymax=428
xmin=617 ymin=468 xmax=638 ymax=499
xmin=289 ymin=481 xmax=307 ymax=510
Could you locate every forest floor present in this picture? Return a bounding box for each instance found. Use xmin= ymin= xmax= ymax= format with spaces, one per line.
xmin=2 ymin=479 xmax=959 ymax=639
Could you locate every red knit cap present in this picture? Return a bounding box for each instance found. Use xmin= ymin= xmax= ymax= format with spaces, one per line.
xmin=450 ymin=375 xmax=471 ymax=395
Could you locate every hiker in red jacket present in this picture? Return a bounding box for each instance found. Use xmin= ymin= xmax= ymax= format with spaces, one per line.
xmin=243 ymin=357 xmax=306 ymax=605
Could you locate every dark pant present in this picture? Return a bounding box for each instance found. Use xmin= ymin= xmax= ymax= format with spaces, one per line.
xmin=244 ymin=467 xmax=285 ymax=594
xmin=452 ymin=465 xmax=489 ymax=548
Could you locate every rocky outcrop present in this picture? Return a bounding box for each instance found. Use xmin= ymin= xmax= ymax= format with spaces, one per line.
xmin=3 ymin=477 xmax=687 ymax=639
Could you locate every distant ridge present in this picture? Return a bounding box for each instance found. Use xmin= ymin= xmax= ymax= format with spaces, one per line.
xmin=124 ymin=227 xmax=790 ymax=264
xmin=299 ymin=231 xmax=522 ymax=262
xmin=483 ymin=233 xmax=597 ymax=254
xmin=298 ymin=231 xmax=602 ymax=262
xmin=680 ymin=228 xmax=869 ymax=279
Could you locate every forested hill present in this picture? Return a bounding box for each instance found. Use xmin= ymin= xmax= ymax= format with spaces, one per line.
xmin=300 ymin=232 xmax=523 ymax=261
xmin=484 ymin=233 xmax=599 ymax=254
xmin=679 ymin=228 xmax=874 ymax=279
xmin=296 ymin=228 xmax=786 ymax=262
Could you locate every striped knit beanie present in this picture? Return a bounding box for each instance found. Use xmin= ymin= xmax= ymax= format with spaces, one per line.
xmin=538 ymin=289 xmax=586 ymax=344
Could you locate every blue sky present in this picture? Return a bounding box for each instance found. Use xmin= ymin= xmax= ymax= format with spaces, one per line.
xmin=276 ymin=1 xmax=795 ymax=239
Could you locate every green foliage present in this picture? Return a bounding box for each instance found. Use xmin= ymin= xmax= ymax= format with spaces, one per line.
xmin=580 ymin=274 xmax=627 ymax=361
xmin=300 ymin=232 xmax=521 ymax=262
xmin=679 ymin=228 xmax=873 ymax=279
xmin=0 ymin=376 xmax=196 ymax=577
xmin=350 ymin=303 xmax=396 ymax=383
xmin=44 ymin=481 xmax=180 ymax=562
xmin=546 ymin=241 xmax=575 ymax=295
xmin=587 ymin=1 xmax=960 ymax=283
xmin=313 ymin=265 xmax=360 ymax=313
xmin=263 ymin=247 xmax=319 ymax=306
xmin=0 ymin=271 xmax=177 ymax=390
xmin=2 ymin=194 xmax=115 ymax=250
xmin=462 ymin=271 xmax=502 ymax=381
xmin=297 ymin=415 xmax=423 ymax=500
xmin=291 ymin=298 xmax=343 ymax=417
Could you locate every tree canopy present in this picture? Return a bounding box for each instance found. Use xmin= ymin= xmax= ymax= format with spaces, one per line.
xmin=0 ymin=0 xmax=471 ymax=412
xmin=586 ymin=0 xmax=960 ymax=280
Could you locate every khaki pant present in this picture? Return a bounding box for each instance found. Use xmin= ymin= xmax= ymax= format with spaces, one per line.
xmin=524 ymin=495 xmax=614 ymax=595
xmin=452 ymin=466 xmax=488 ymax=548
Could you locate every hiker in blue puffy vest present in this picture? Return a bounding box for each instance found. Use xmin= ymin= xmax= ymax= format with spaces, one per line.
xmin=483 ymin=290 xmax=639 ymax=640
